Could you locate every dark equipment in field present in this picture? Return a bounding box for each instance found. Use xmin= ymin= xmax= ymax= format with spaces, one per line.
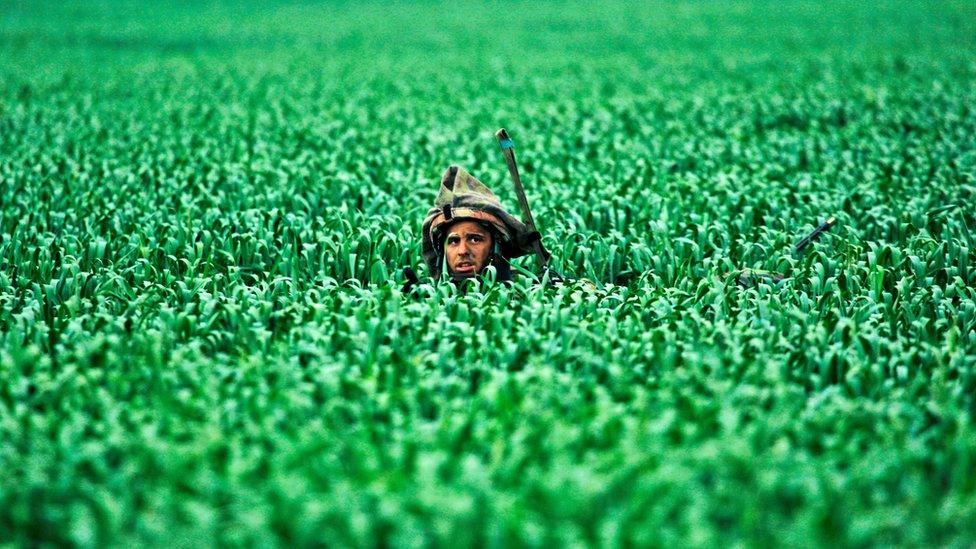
xmin=736 ymin=216 xmax=837 ymax=287
xmin=794 ymin=217 xmax=837 ymax=254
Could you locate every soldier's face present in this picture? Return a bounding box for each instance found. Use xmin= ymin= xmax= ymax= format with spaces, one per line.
xmin=445 ymin=221 xmax=493 ymax=277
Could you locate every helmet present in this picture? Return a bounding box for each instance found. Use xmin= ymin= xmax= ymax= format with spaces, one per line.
xmin=421 ymin=165 xmax=541 ymax=279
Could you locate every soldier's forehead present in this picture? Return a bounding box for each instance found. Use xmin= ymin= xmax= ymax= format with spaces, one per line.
xmin=446 ymin=221 xmax=490 ymax=235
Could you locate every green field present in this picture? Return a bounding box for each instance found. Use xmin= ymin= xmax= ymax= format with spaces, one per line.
xmin=2 ymin=0 xmax=976 ymax=546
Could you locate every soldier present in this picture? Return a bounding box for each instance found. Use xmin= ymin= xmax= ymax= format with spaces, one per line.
xmin=420 ymin=165 xmax=545 ymax=283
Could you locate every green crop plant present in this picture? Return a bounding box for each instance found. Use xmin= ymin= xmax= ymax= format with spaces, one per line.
xmin=1 ymin=0 xmax=976 ymax=546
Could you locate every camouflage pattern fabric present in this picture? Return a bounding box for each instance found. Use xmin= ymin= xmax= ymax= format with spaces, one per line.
xmin=421 ymin=165 xmax=537 ymax=279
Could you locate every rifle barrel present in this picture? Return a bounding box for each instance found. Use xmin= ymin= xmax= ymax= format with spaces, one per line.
xmin=794 ymin=216 xmax=836 ymax=254
xmin=496 ymin=128 xmax=549 ymax=269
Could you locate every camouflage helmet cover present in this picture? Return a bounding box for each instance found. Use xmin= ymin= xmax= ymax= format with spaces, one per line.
xmin=421 ymin=165 xmax=536 ymax=278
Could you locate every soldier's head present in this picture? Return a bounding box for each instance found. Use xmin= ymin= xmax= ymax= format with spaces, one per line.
xmin=422 ymin=165 xmax=536 ymax=281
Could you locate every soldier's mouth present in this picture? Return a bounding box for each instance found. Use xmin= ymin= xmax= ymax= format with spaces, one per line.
xmin=454 ymin=262 xmax=476 ymax=273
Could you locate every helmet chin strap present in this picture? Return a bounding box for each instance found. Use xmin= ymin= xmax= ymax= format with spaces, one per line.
xmin=484 ymin=244 xmax=512 ymax=282
xmin=479 ymin=235 xmax=506 ymax=274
